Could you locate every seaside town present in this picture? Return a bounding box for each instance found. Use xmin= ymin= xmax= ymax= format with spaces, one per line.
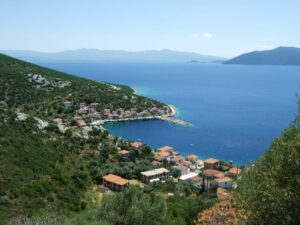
xmin=53 ymin=100 xmax=191 ymax=128
xmin=51 ymin=100 xmax=239 ymax=200
xmin=103 ymin=142 xmax=241 ymax=200
xmin=53 ymin=101 xmax=241 ymax=199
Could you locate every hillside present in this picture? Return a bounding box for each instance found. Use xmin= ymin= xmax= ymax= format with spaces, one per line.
xmin=0 ymin=54 xmax=170 ymax=223
xmin=224 ymin=47 xmax=300 ymax=66
xmin=0 ymin=49 xmax=224 ymax=63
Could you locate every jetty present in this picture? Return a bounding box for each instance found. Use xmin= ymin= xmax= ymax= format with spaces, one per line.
xmin=161 ymin=117 xmax=192 ymax=126
xmin=91 ymin=115 xmax=192 ymax=127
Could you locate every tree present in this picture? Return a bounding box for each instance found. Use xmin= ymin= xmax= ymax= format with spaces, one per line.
xmin=236 ymin=126 xmax=300 ymax=225
xmin=98 ymin=186 xmax=167 ymax=225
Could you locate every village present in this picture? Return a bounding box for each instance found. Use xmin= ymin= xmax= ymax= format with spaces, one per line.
xmin=52 ymin=100 xmax=240 ymax=200
xmin=52 ymin=100 xmax=191 ymax=127
xmin=103 ymin=142 xmax=241 ymax=201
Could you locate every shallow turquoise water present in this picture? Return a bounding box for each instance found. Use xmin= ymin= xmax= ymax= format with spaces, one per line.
xmin=41 ymin=62 xmax=300 ymax=165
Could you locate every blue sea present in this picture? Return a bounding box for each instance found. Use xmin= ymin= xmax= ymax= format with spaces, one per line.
xmin=41 ymin=62 xmax=300 ymax=165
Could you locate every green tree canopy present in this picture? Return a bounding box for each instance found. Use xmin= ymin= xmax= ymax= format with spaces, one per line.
xmin=236 ymin=125 xmax=300 ymax=225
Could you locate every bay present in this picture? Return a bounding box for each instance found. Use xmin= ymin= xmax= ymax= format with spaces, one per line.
xmin=40 ymin=62 xmax=300 ymax=165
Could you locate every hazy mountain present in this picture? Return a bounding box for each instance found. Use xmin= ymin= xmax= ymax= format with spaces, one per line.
xmin=224 ymin=47 xmax=300 ymax=66
xmin=0 ymin=49 xmax=224 ymax=63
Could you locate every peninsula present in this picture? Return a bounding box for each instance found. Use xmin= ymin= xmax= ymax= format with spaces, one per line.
xmin=224 ymin=46 xmax=300 ymax=66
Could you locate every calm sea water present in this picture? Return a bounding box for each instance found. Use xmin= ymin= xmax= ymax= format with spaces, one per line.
xmin=41 ymin=62 xmax=300 ymax=165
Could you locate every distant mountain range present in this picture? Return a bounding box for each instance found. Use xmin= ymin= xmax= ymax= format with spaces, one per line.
xmin=224 ymin=47 xmax=300 ymax=66
xmin=0 ymin=49 xmax=224 ymax=63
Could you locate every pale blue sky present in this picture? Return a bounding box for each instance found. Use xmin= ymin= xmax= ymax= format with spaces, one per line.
xmin=1 ymin=0 xmax=299 ymax=57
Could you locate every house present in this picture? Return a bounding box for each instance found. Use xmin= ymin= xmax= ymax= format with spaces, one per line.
xmin=73 ymin=116 xmax=86 ymax=126
xmin=186 ymin=154 xmax=198 ymax=163
xmin=130 ymin=141 xmax=144 ymax=149
xmin=216 ymin=188 xmax=232 ymax=200
xmin=227 ymin=167 xmax=241 ymax=177
xmin=154 ymin=153 xmax=164 ymax=162
xmin=158 ymin=151 xmax=171 ymax=159
xmin=170 ymin=156 xmax=184 ymax=165
xmin=202 ymin=169 xmax=225 ymax=179
xmin=117 ymin=150 xmax=130 ymax=160
xmin=213 ymin=177 xmax=233 ymax=189
xmin=103 ymin=174 xmax=129 ymax=192
xmin=89 ymin=103 xmax=99 ymax=109
xmin=204 ymin=158 xmax=220 ymax=169
xmin=141 ymin=168 xmax=170 ymax=183
xmin=179 ymin=172 xmax=199 ymax=181
xmin=53 ymin=118 xmax=62 ymax=124
xmin=180 ymin=173 xmax=203 ymax=189
xmin=158 ymin=146 xmax=173 ymax=152
xmin=172 ymin=164 xmax=190 ymax=175
xmin=170 ymin=150 xmax=180 ymax=156
xmin=63 ymin=101 xmax=72 ymax=108
xmin=195 ymin=160 xmax=204 ymax=169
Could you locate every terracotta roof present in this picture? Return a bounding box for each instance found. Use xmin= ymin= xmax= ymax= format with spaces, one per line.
xmin=190 ymin=175 xmax=203 ymax=183
xmin=171 ymin=150 xmax=180 ymax=156
xmin=159 ymin=151 xmax=171 ymax=157
xmin=203 ymin=169 xmax=223 ymax=177
xmin=204 ymin=158 xmax=219 ymax=164
xmin=170 ymin=156 xmax=184 ymax=162
xmin=118 ymin=150 xmax=130 ymax=155
xmin=186 ymin=154 xmax=198 ymax=160
xmin=130 ymin=141 xmax=144 ymax=148
xmin=228 ymin=167 xmax=241 ymax=175
xmin=215 ymin=177 xmax=232 ymax=183
xmin=103 ymin=174 xmax=129 ymax=186
xmin=154 ymin=154 xmax=164 ymax=162
xmin=158 ymin=146 xmax=173 ymax=152
xmin=214 ymin=172 xmax=225 ymax=179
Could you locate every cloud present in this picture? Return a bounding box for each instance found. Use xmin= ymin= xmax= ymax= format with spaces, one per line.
xmin=202 ymin=32 xmax=213 ymax=39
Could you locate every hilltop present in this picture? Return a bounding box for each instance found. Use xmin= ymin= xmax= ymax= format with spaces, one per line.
xmin=224 ymin=47 xmax=300 ymax=66
xmin=0 ymin=49 xmax=224 ymax=63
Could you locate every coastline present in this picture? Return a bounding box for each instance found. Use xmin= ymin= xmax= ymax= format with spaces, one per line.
xmin=168 ymin=104 xmax=177 ymax=117
xmin=90 ymin=104 xmax=191 ymax=127
xmin=131 ymin=86 xmax=139 ymax=95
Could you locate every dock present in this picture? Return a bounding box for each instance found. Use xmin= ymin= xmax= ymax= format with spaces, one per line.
xmin=161 ymin=117 xmax=192 ymax=126
xmin=91 ymin=115 xmax=192 ymax=127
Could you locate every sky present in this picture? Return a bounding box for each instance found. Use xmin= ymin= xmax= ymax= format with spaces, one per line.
xmin=0 ymin=0 xmax=300 ymax=57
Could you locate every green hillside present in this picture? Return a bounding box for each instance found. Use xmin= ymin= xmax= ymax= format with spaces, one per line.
xmin=0 ymin=54 xmax=168 ymax=223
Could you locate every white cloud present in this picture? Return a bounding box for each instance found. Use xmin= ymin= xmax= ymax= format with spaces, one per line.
xmin=202 ymin=32 xmax=213 ymax=39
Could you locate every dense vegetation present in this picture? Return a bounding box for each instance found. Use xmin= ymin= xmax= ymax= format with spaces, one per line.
xmin=0 ymin=53 xmax=165 ymax=120
xmin=0 ymin=54 xmax=216 ymax=224
xmin=235 ymin=122 xmax=300 ymax=225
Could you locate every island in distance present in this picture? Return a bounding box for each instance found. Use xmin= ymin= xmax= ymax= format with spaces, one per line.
xmin=224 ymin=46 xmax=300 ymax=66
xmin=0 ymin=49 xmax=224 ymax=63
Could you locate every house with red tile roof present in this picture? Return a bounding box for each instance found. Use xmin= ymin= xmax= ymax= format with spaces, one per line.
xmin=227 ymin=167 xmax=241 ymax=177
xmin=204 ymin=158 xmax=220 ymax=169
xmin=158 ymin=146 xmax=173 ymax=152
xmin=203 ymin=169 xmax=225 ymax=179
xmin=170 ymin=156 xmax=184 ymax=165
xmin=213 ymin=177 xmax=232 ymax=189
xmin=130 ymin=141 xmax=144 ymax=149
xmin=186 ymin=154 xmax=199 ymax=163
xmin=117 ymin=150 xmax=131 ymax=160
xmin=103 ymin=174 xmax=129 ymax=192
